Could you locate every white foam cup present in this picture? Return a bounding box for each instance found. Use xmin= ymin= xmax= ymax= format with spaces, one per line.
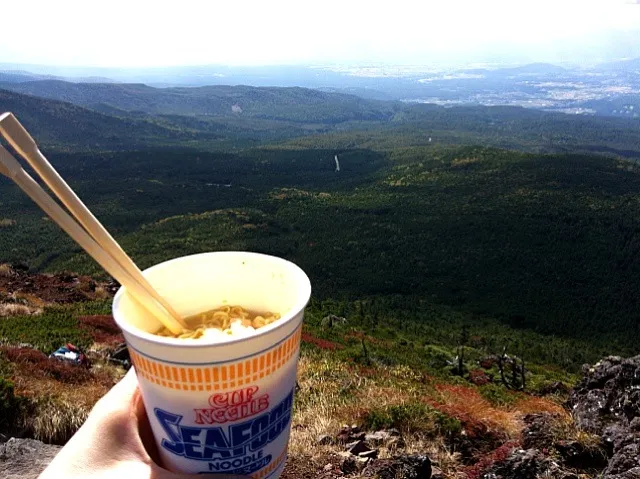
xmin=113 ymin=252 xmax=311 ymax=477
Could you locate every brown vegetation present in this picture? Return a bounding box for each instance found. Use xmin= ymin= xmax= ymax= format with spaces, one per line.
xmin=78 ymin=315 xmax=124 ymax=346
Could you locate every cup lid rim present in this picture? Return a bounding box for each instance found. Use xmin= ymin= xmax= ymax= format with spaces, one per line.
xmin=112 ymin=251 xmax=311 ymax=348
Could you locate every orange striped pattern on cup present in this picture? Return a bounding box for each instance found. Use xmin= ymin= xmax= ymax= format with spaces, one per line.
xmin=130 ymin=326 xmax=302 ymax=391
xmin=252 ymin=448 xmax=288 ymax=479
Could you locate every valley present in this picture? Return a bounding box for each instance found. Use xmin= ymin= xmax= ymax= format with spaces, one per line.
xmin=2 ymin=77 xmax=640 ymax=478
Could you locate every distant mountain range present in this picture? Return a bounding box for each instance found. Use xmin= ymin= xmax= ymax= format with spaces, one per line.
xmin=2 ymin=80 xmax=639 ymax=162
xmin=464 ymin=62 xmax=568 ymax=77
xmin=596 ymin=57 xmax=640 ymax=72
xmin=0 ymin=81 xmax=397 ymax=123
xmin=0 ymin=70 xmax=115 ymax=84
xmin=1 ymin=60 xmax=638 ymax=119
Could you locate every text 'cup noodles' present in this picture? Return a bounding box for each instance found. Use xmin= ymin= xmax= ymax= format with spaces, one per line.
xmin=113 ymin=252 xmax=312 ymax=477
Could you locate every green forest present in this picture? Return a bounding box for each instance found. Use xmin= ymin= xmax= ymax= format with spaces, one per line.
xmin=1 ymin=86 xmax=640 ymax=370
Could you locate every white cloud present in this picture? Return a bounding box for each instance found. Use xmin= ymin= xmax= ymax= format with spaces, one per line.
xmin=1 ymin=0 xmax=639 ymax=66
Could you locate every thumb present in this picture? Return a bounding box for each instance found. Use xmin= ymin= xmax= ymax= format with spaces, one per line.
xmin=90 ymin=367 xmax=139 ymax=420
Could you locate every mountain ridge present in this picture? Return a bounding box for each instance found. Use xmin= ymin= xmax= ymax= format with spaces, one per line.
xmin=0 ymin=80 xmax=398 ymax=123
xmin=0 ymin=88 xmax=204 ymax=149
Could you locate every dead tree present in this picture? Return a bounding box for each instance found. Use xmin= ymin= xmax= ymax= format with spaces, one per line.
xmin=455 ymin=325 xmax=469 ymax=376
xmin=497 ymin=346 xmax=526 ymax=391
xmin=456 ymin=345 xmax=465 ymax=377
xmin=361 ymin=337 xmax=371 ymax=366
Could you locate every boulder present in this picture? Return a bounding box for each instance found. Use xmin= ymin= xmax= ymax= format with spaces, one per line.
xmin=569 ymin=354 xmax=640 ymax=478
xmin=570 ymin=356 xmax=640 ymax=435
xmin=604 ymin=444 xmax=640 ymax=477
xmin=0 ymin=438 xmax=61 ymax=479
xmin=485 ymin=448 xmax=578 ymax=479
xmin=555 ymin=440 xmax=608 ymax=469
xmin=345 ymin=439 xmax=372 ymax=456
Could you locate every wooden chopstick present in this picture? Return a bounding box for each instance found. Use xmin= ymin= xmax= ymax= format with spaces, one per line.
xmin=0 ymin=112 xmax=186 ymax=329
xmin=0 ymin=143 xmax=185 ymax=335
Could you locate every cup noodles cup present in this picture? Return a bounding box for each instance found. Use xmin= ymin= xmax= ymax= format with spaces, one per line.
xmin=112 ymin=252 xmax=312 ymax=477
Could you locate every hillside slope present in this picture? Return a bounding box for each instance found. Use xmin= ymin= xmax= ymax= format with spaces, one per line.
xmin=0 ymin=89 xmax=204 ymax=149
xmin=0 ymin=81 xmax=398 ymax=123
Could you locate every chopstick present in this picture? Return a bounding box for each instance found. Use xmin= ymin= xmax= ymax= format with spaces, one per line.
xmin=0 ymin=142 xmax=186 ymax=335
xmin=0 ymin=112 xmax=185 ymax=327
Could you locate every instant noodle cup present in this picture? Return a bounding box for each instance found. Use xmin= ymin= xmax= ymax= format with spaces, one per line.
xmin=112 ymin=252 xmax=312 ymax=477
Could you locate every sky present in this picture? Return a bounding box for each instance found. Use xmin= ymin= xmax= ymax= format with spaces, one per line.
xmin=1 ymin=0 xmax=640 ymax=68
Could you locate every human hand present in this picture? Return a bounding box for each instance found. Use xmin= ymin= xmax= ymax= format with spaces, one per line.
xmin=39 ymin=368 xmax=247 ymax=479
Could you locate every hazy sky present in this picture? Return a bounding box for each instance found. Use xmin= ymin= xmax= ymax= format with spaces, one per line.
xmin=2 ymin=0 xmax=640 ymax=67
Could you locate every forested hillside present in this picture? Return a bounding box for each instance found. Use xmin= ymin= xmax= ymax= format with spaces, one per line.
xmin=0 ymin=89 xmax=205 ymax=149
xmin=0 ymin=81 xmax=398 ymax=122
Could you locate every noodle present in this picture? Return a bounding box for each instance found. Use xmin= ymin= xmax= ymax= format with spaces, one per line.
xmin=156 ymin=305 xmax=281 ymax=339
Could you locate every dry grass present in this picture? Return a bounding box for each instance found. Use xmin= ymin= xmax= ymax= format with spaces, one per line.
xmin=288 ymin=354 xmax=469 ymax=476
xmin=288 ymin=355 xmax=465 ymax=472
xmin=546 ymin=412 xmax=603 ymax=451
xmin=512 ymin=395 xmax=569 ymax=418
xmin=12 ymin=292 xmax=48 ymax=308
xmin=0 ymin=218 xmax=16 ymax=227
xmin=289 ymin=355 xmax=354 ymax=458
xmin=93 ymin=286 xmax=110 ymax=300
xmin=0 ymin=263 xmax=13 ymax=277
xmin=27 ymin=394 xmax=93 ymax=444
xmin=431 ymin=384 xmax=522 ymax=438
xmin=0 ymin=302 xmax=43 ymax=316
xmin=10 ymin=362 xmax=122 ymax=443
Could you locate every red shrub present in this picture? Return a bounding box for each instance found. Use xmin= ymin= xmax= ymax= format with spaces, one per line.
xmin=301 ymin=332 xmax=344 ymax=351
xmin=469 ymin=369 xmax=492 ymax=386
xmin=464 ymin=441 xmax=519 ymax=479
xmin=426 ymin=384 xmax=520 ymax=437
xmin=479 ymin=357 xmax=497 ymax=369
xmin=1 ymin=346 xmax=47 ymax=363
xmin=41 ymin=359 xmax=94 ymax=384
xmin=1 ymin=346 xmax=95 ymax=385
xmin=78 ymin=315 xmax=124 ymax=345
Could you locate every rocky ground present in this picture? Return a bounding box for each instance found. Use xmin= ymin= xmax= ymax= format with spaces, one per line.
xmin=0 ymin=263 xmax=116 ymax=315
xmin=1 ymin=265 xmax=639 ymax=478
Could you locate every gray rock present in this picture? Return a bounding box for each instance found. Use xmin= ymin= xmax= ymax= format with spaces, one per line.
xmin=0 ymin=438 xmax=61 ymax=479
xmin=604 ymin=467 xmax=640 ymax=479
xmin=339 ymin=452 xmax=368 ymax=474
xmin=570 ymin=354 xmax=640 ymax=478
xmin=522 ymin=413 xmax=557 ymax=450
xmin=555 ymin=439 xmax=608 ymax=469
xmin=485 ymin=448 xmax=578 ymax=479
xmin=316 ymin=434 xmax=333 ymax=446
xmin=345 ymin=439 xmax=371 ymax=455
xmin=605 ymin=444 xmax=640 ymax=476
xmin=336 ymin=425 xmax=365 ymax=444
xmin=362 ymin=455 xmax=431 ymax=479
xmin=365 ymin=430 xmax=392 ymax=445
xmin=358 ymin=449 xmax=379 ymax=459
